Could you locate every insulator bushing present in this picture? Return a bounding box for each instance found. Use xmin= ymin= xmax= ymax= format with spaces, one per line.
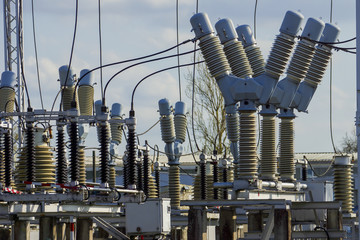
xmin=174 ymin=115 xmax=187 ymax=143
xmin=123 ymin=156 xmax=128 ymax=188
xmin=109 ymin=164 xmax=116 ymax=189
xmin=333 ymin=156 xmax=354 ymax=213
xmin=56 ymin=125 xmax=67 ymax=184
xmin=78 ymin=146 xmax=86 ymax=185
xmin=15 ymin=147 xmax=27 ymax=191
xmin=78 ymin=85 xmax=94 ymax=115
xmin=213 ymin=162 xmax=219 ymax=200
xmin=265 ymin=33 xmax=296 ymax=78
xmin=206 ymin=174 xmax=214 ymax=200
xmin=260 ymin=115 xmax=277 ymax=180
xmin=244 ymin=45 xmax=265 ymax=77
xmin=226 ymin=112 xmax=240 ymax=142
xmin=193 ymin=173 xmax=201 ymax=200
xmin=0 ymin=87 xmax=15 ymax=113
xmin=34 ymin=145 xmax=56 ymax=192
xmin=69 ymin=122 xmax=80 ymax=182
xmin=169 ymin=165 xmax=180 ymax=208
xmin=110 ymin=116 xmax=123 ymax=144
xmin=222 ymin=167 xmax=228 ymax=200
xmin=127 ymin=127 xmax=137 ymax=186
xmin=239 ymin=111 xmax=258 ymax=179
xmin=286 ymin=40 xmax=316 ymax=82
xmin=200 ymin=161 xmax=207 ymax=200
xmin=62 ymin=86 xmax=78 ymax=111
xmin=26 ymin=124 xmax=36 ymax=182
xmin=160 ymin=115 xmax=175 ymax=143
xmin=147 ymin=175 xmax=158 ymax=199
xmin=0 ymin=135 xmax=4 ymax=186
xmin=143 ymin=151 xmax=150 ymax=196
xmin=4 ymin=131 xmax=13 ymax=187
xmin=279 ymin=117 xmax=295 ymax=181
xmin=155 ymin=167 xmax=160 ymax=198
xmin=223 ymin=40 xmax=253 ymax=78
xmin=137 ymin=160 xmax=143 ymax=191
xmin=304 ymin=47 xmax=332 ymax=86
xmin=99 ymin=124 xmax=110 ymax=185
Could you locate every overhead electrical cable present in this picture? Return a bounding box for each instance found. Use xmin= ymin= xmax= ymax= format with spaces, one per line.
xmin=98 ymin=0 xmax=104 ymax=103
xmin=176 ymin=0 xmax=182 ymax=101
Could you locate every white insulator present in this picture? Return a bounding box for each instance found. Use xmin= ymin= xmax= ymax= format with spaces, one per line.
xmin=260 ymin=115 xmax=277 ymax=180
xmin=78 ymin=85 xmax=94 ymax=116
xmin=206 ymin=174 xmax=214 ymax=200
xmin=15 ymin=147 xmax=27 ymax=191
xmin=174 ymin=115 xmax=187 ymax=143
xmin=198 ymin=34 xmax=231 ymax=78
xmin=147 ymin=175 xmax=158 ymax=198
xmin=169 ymin=165 xmax=180 ymax=208
xmin=333 ymin=157 xmax=353 ymax=213
xmin=110 ymin=116 xmax=123 ymax=144
xmin=265 ymin=33 xmax=296 ymax=78
xmin=226 ymin=112 xmax=240 ymax=142
xmin=78 ymin=146 xmax=86 ymax=185
xmin=35 ymin=145 xmax=56 ymax=192
xmin=0 ymin=87 xmax=15 ymax=113
xmin=286 ymin=40 xmax=316 ymax=82
xmin=193 ymin=174 xmax=201 ymax=200
xmin=304 ymin=47 xmax=332 ymax=85
xmin=160 ymin=115 xmax=175 ymax=143
xmin=245 ymin=45 xmax=265 ymax=77
xmin=279 ymin=118 xmax=295 ymax=181
xmin=239 ymin=111 xmax=258 ymax=179
xmin=109 ymin=165 xmax=116 ymax=189
xmin=62 ymin=86 xmax=78 ymax=111
xmin=223 ymin=39 xmax=253 ymax=78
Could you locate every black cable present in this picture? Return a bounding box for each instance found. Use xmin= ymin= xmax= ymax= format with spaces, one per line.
xmin=31 ymin=0 xmax=44 ymax=109
xmin=131 ymin=61 xmax=204 ymax=111
xmin=60 ymin=0 xmax=78 ymax=111
xmin=176 ymin=0 xmax=182 ymax=101
xmin=73 ymin=39 xmax=194 ymax=102
xmin=186 ymin=125 xmax=200 ymax=165
xmin=314 ymin=226 xmax=330 ymax=240
xmin=191 ymin=47 xmax=201 ymax=152
xmin=254 ymin=0 xmax=258 ymax=39
xmin=103 ymin=48 xmax=199 ymax=100
xmin=178 ymin=165 xmax=194 ymax=178
xmin=98 ymin=0 xmax=104 ymax=104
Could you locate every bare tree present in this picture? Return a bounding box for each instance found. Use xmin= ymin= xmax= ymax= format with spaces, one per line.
xmin=185 ymin=61 xmax=228 ymax=155
xmin=340 ymin=128 xmax=357 ymax=153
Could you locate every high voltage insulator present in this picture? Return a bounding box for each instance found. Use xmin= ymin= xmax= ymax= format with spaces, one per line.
xmin=4 ymin=130 xmax=12 ymax=187
xmin=99 ymin=124 xmax=110 ymax=185
xmin=333 ymin=156 xmax=354 ymax=213
xmin=260 ymin=114 xmax=277 ymax=180
xmin=200 ymin=154 xmax=207 ymax=200
xmin=236 ymin=25 xmax=265 ymax=77
xmin=123 ymin=154 xmax=128 ymax=189
xmin=56 ymin=123 xmax=67 ymax=184
xmin=215 ymin=18 xmax=253 ymax=78
xmin=154 ymin=161 xmax=160 ymax=198
xmin=78 ymin=146 xmax=86 ymax=185
xmin=137 ymin=158 xmax=143 ymax=191
xmin=126 ymin=119 xmax=137 ymax=188
xmin=109 ymin=161 xmax=116 ymax=189
xmin=174 ymin=102 xmax=187 ymax=143
xmin=169 ymin=165 xmax=180 ymax=208
xmin=0 ymin=71 xmax=16 ymax=114
xmin=78 ymin=69 xmax=94 ymax=116
xmin=212 ymin=160 xmax=219 ymax=200
xmin=26 ymin=122 xmax=36 ymax=183
xmin=110 ymin=103 xmax=123 ymax=145
xmin=59 ymin=65 xmax=78 ymax=112
xmin=279 ymin=116 xmax=295 ymax=181
xmin=158 ymin=99 xmax=175 ymax=144
xmin=143 ymin=149 xmax=150 ymax=196
xmin=69 ymin=121 xmax=79 ymax=183
xmin=0 ymin=134 xmax=4 ymax=186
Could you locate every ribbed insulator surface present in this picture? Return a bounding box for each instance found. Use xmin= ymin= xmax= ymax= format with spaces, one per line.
xmin=0 ymin=136 xmax=4 ymax=186
xmin=147 ymin=175 xmax=158 ymax=199
xmin=26 ymin=125 xmax=36 ymax=182
xmin=233 ymin=163 xmax=240 ymax=180
xmin=219 ymin=168 xmax=229 ymax=200
xmin=169 ymin=165 xmax=180 ymax=208
xmin=206 ymin=175 xmax=214 ymax=200
xmin=286 ymin=40 xmax=316 ymax=82
xmin=198 ymin=34 xmax=231 ymax=78
xmin=4 ymin=131 xmax=13 ymax=188
xmin=155 ymin=169 xmax=160 ymax=198
xmin=228 ymin=165 xmax=234 ymax=182
xmin=333 ymin=164 xmax=353 ymax=213
xmin=174 ymin=115 xmax=187 ymax=143
xmin=265 ymin=34 xmax=296 ymax=78
xmin=78 ymin=146 xmax=86 ymax=185
xmin=245 ymin=45 xmax=265 ymax=77
xmin=56 ymin=126 xmax=67 ymax=184
xmin=193 ymin=174 xmax=201 ymax=200
xmin=279 ymin=118 xmax=295 ymax=181
xmin=137 ymin=161 xmax=143 ymax=191
xmin=78 ymin=85 xmax=94 ymax=115
xmin=260 ymin=115 xmax=277 ymax=180
xmin=0 ymin=87 xmax=15 ymax=113
xmin=34 ymin=145 xmax=56 ymax=192
xmin=127 ymin=128 xmax=137 ymax=186
xmin=223 ymin=40 xmax=253 ymax=78
xmin=15 ymin=147 xmax=27 ymax=191
xmin=109 ymin=165 xmax=116 ymax=189
xmin=305 ymin=47 xmax=332 ymax=85
xmin=69 ymin=122 xmax=79 ymax=182
xmin=143 ymin=153 xmax=150 ymax=196
xmin=62 ymin=86 xmax=78 ymax=111
xmin=110 ymin=117 xmax=123 ymax=144
xmin=99 ymin=124 xmax=110 ymax=184
xmin=239 ymin=112 xmax=258 ymax=179
xmin=200 ymin=162 xmax=207 ymax=200
xmin=226 ymin=112 xmax=240 ymax=142
xmin=213 ymin=163 xmax=219 ymax=200
xmin=160 ymin=115 xmax=175 ymax=143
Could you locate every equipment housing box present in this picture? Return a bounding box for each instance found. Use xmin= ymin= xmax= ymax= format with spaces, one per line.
xmin=125 ymin=198 xmax=171 ymax=235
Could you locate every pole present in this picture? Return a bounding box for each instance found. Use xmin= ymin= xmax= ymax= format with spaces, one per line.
xmin=92 ymin=150 xmax=96 ymax=182
xmin=356 ymin=1 xmax=360 ymax=240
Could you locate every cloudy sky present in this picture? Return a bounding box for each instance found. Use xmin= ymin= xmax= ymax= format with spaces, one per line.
xmin=0 ymin=0 xmax=357 ymax=155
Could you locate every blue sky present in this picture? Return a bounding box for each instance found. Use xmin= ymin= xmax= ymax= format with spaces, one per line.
xmin=0 ymin=0 xmax=357 ymax=155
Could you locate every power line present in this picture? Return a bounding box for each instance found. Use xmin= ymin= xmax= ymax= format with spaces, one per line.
xmin=98 ymin=0 xmax=104 ymax=103
xmin=254 ymin=0 xmax=258 ymax=39
xmin=176 ymin=0 xmax=182 ymax=101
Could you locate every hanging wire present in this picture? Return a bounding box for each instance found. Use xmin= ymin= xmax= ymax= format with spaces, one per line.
xmin=136 ymin=119 xmax=160 ymax=137
xmin=59 ymin=0 xmax=79 ymax=111
xmin=98 ymin=0 xmax=104 ymax=103
xmin=131 ymin=61 xmax=204 ymax=111
xmin=31 ymin=0 xmax=44 ymax=109
xmin=176 ymin=0 xmax=182 ymax=101
xmin=303 ymin=155 xmax=334 ymax=177
xmin=329 ymin=0 xmax=338 ymax=154
xmin=253 ymin=0 xmax=258 ymax=39
xmin=146 ymin=142 xmax=200 ymax=157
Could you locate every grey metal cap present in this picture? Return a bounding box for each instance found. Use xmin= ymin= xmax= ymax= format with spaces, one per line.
xmin=79 ymin=69 xmax=94 ymax=86
xmin=301 ymin=17 xmax=325 ymax=41
xmin=190 ymin=12 xmax=214 ymax=39
xmin=236 ymin=25 xmax=256 ymax=47
xmin=320 ymin=23 xmax=340 ymax=44
xmin=0 ymin=71 xmax=16 ymax=88
xmin=59 ymin=65 xmax=75 ymax=87
xmin=280 ymin=10 xmax=304 ymax=36
xmin=158 ymin=98 xmax=171 ymax=115
xmin=215 ymin=18 xmax=238 ymax=44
